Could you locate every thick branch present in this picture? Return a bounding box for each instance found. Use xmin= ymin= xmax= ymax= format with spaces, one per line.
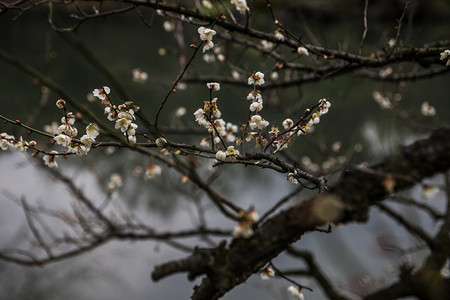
xmin=152 ymin=128 xmax=450 ymax=300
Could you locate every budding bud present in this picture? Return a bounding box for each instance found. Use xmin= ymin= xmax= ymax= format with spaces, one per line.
xmin=155 ymin=137 xmax=168 ymax=147
xmin=56 ymin=99 xmax=66 ymax=108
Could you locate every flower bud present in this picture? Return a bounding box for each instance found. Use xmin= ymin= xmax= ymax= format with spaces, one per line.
xmin=56 ymin=99 xmax=66 ymax=108
xmin=155 ymin=137 xmax=168 ymax=147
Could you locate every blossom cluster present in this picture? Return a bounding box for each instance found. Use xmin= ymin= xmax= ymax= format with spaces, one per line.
xmin=246 ymin=72 xmax=270 ymax=144
xmin=193 ymin=73 xmax=331 ymax=166
xmin=92 ymin=86 xmax=139 ymax=143
xmin=272 ymin=98 xmax=331 ymax=153
xmin=215 ymin=145 xmax=240 ymax=161
xmin=2 ymin=99 xmax=100 ymax=168
xmin=0 ymin=133 xmax=32 ymax=153
xmin=194 ymin=82 xmax=239 ymax=147
xmin=53 ymin=101 xmax=100 ymax=157
xmin=198 ymin=26 xmax=216 ymax=53
xmin=48 ymin=99 xmax=100 ymax=166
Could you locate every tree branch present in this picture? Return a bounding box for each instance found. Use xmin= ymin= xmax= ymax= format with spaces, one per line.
xmin=152 ymin=128 xmax=450 ymax=300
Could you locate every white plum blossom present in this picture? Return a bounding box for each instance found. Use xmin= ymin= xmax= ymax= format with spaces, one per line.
xmin=175 ymin=106 xmax=187 ymax=117
xmin=198 ymin=27 xmax=216 ymax=52
xmin=108 ymin=173 xmax=123 ymax=190
xmin=225 ymin=145 xmax=239 ymax=160
xmin=248 ymin=71 xmax=265 ymax=86
xmin=57 ymin=123 xmax=78 ymax=137
xmin=440 ymin=49 xmax=450 ymax=66
xmin=203 ymin=53 xmax=216 ymax=63
xmin=273 ymin=140 xmax=289 ymax=152
xmin=127 ymin=134 xmax=137 ymax=143
xmin=282 ymin=118 xmax=293 ymax=129
xmin=202 ymin=0 xmax=213 ymax=9
xmin=43 ymin=151 xmax=58 ymax=168
xmin=95 ymin=89 xmax=139 ymax=143
xmin=145 ymin=163 xmax=162 ymax=180
xmin=247 ymin=90 xmax=262 ymax=102
xmin=200 ymin=138 xmax=210 ymax=148
xmin=319 ymin=99 xmax=331 ymax=116
xmin=250 ymin=101 xmax=263 ymax=112
xmin=297 ymin=46 xmax=309 ymax=56
xmin=54 ymin=134 xmax=72 ymax=147
xmin=61 ymin=113 xmax=76 ymax=125
xmin=132 ymin=68 xmax=148 ymax=83
xmin=104 ymin=106 xmax=117 ymax=121
xmin=86 ymin=123 xmax=100 ymax=138
xmin=247 ymin=90 xmax=264 ymax=113
xmin=274 ymin=30 xmax=285 ymax=41
xmin=207 ymin=82 xmax=220 ymax=91
xmin=422 ymin=184 xmax=439 ymax=199
xmin=261 ymin=40 xmax=274 ymax=51
xmin=194 ymin=108 xmax=210 ymax=128
xmin=163 ymin=20 xmax=175 ymax=32
xmin=226 ymin=122 xmax=238 ymax=133
xmin=92 ymin=86 xmax=110 ymax=101
xmin=287 ymin=173 xmax=299 ymax=185
xmin=270 ymin=72 xmax=279 ymax=80
xmin=440 ymin=49 xmax=450 ymax=60
xmin=202 ymin=40 xmax=215 ymax=53
xmin=198 ymin=27 xmax=216 ymax=41
xmin=287 ymin=286 xmax=305 ymax=300
xmin=14 ymin=137 xmax=28 ymax=153
xmin=194 ymin=108 xmax=206 ymax=121
xmin=379 ymin=67 xmax=393 ymax=78
xmin=115 ymin=118 xmax=132 ymax=133
xmin=126 ymin=123 xmax=138 ymax=136
xmin=233 ymin=209 xmax=259 ymax=238
xmin=372 ymin=90 xmax=392 ymax=110
xmin=80 ymin=135 xmax=95 ymax=148
xmin=421 ymin=101 xmax=436 ymax=117
xmin=215 ymin=150 xmax=226 ymax=160
xmin=210 ymin=98 xmax=222 ymax=118
xmin=44 ymin=122 xmax=59 ymax=135
xmin=249 ymin=115 xmax=269 ymax=130
xmin=1 ymin=133 xmax=15 ymax=150
xmin=69 ymin=144 xmax=88 ymax=156
xmin=260 ymin=267 xmax=275 ymax=280
xmin=230 ymin=0 xmax=249 ymax=14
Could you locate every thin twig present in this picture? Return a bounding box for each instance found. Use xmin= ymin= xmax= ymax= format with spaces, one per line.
xmin=358 ymin=0 xmax=369 ymax=55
